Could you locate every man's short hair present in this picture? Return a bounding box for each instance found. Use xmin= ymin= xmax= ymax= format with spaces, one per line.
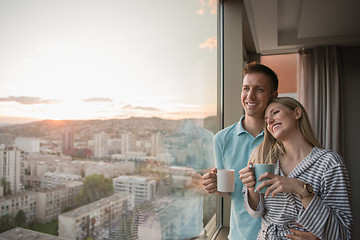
xmin=243 ymin=62 xmax=279 ymax=92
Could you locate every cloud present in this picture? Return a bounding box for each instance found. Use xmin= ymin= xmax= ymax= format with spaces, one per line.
xmin=197 ymin=0 xmax=217 ymax=15
xmin=199 ymin=36 xmax=217 ymax=50
xmin=83 ymin=97 xmax=113 ymax=103
xmin=0 ymin=96 xmax=61 ymax=105
xmin=196 ymin=9 xmax=205 ymax=15
xmin=122 ymin=104 xmax=160 ymax=111
xmin=208 ymin=0 xmax=217 ymax=14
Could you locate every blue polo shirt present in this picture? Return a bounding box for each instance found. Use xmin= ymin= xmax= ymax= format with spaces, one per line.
xmin=214 ymin=116 xmax=263 ymax=240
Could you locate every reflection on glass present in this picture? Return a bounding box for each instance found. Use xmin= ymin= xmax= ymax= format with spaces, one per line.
xmin=0 ymin=0 xmax=217 ymax=239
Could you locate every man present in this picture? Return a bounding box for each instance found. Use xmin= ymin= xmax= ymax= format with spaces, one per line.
xmin=202 ymin=62 xmax=318 ymax=240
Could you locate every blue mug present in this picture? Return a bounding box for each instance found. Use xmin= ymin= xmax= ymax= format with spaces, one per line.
xmin=254 ymin=164 xmax=275 ymax=194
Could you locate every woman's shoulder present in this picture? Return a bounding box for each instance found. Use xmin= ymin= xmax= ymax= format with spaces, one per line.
xmin=313 ymin=147 xmax=345 ymax=167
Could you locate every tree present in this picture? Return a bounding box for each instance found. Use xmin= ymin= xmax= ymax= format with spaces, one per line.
xmin=1 ymin=177 xmax=11 ymax=196
xmin=14 ymin=210 xmax=26 ymax=227
xmin=80 ymin=169 xmax=85 ymax=177
xmin=75 ymin=174 xmax=114 ymax=205
xmin=0 ymin=214 xmax=14 ymax=233
xmin=63 ymin=206 xmax=74 ymax=213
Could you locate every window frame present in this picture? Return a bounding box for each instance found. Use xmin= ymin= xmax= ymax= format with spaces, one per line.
xmin=211 ymin=0 xmax=249 ymax=238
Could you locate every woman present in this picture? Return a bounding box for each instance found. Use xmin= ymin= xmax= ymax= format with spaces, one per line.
xmin=239 ymin=97 xmax=352 ymax=240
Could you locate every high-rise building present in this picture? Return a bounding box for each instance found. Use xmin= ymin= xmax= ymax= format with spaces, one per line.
xmin=0 ymin=146 xmax=24 ymax=194
xmin=121 ymin=132 xmax=133 ymax=154
xmin=62 ymin=127 xmax=74 ymax=156
xmin=151 ymin=132 xmax=164 ymax=157
xmin=15 ymin=137 xmax=40 ymax=153
xmin=94 ymin=132 xmax=109 ymax=159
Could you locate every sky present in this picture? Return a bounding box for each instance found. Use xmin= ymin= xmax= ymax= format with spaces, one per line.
xmin=0 ymin=0 xmax=217 ymax=125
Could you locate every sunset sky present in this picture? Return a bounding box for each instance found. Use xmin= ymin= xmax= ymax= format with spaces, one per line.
xmin=0 ymin=0 xmax=217 ymax=125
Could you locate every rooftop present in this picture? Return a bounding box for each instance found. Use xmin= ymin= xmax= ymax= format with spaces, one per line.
xmin=59 ymin=193 xmax=130 ymax=218
xmin=0 ymin=227 xmax=67 ymax=240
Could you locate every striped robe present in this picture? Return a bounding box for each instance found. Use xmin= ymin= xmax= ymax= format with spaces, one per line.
xmin=243 ymin=147 xmax=352 ymax=240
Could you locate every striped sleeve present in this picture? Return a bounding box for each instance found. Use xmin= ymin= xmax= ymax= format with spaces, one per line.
xmin=297 ymin=161 xmax=352 ymax=240
xmin=242 ymin=186 xmax=264 ymax=218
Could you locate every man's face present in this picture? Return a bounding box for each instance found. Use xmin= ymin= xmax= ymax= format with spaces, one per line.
xmin=241 ymin=73 xmax=277 ymax=119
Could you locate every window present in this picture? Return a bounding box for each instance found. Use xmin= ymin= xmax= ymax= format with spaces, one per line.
xmin=0 ymin=0 xmax=218 ymax=239
xmin=261 ymin=54 xmax=298 ymax=99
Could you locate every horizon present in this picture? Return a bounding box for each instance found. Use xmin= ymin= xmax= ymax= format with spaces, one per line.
xmin=0 ymin=114 xmax=218 ymax=127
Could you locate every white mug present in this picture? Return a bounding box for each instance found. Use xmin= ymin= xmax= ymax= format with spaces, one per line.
xmin=217 ymin=169 xmax=235 ymax=192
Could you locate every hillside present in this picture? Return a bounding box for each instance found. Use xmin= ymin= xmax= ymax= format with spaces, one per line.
xmin=0 ymin=116 xmax=217 ymax=141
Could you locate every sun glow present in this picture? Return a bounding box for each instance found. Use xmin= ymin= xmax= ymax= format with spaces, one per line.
xmin=0 ymin=99 xmax=216 ymax=123
xmin=0 ymin=0 xmax=217 ymax=124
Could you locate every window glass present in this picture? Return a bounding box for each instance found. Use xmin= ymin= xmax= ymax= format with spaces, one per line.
xmin=0 ymin=0 xmax=217 ymax=239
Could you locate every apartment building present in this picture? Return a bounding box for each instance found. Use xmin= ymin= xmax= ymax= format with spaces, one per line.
xmin=58 ymin=193 xmax=134 ymax=240
xmin=36 ymin=182 xmax=82 ymax=223
xmin=157 ymin=197 xmax=203 ymax=240
xmin=41 ymin=172 xmax=82 ymax=189
xmin=84 ymin=161 xmax=134 ymax=179
xmin=113 ymin=175 xmax=156 ymax=205
xmin=25 ymin=153 xmax=73 ymax=178
xmin=24 ymin=175 xmax=42 ymax=190
xmin=0 ymin=191 xmax=37 ymax=223
xmin=108 ymin=138 xmax=122 ymax=154
xmin=0 ymin=146 xmax=24 ymax=194
xmin=169 ymin=166 xmax=194 ymax=189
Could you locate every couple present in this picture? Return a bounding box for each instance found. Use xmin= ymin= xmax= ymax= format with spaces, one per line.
xmin=202 ymin=63 xmax=352 ymax=239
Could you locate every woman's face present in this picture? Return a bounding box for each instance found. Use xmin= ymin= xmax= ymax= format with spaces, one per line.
xmin=265 ymin=102 xmax=299 ymax=141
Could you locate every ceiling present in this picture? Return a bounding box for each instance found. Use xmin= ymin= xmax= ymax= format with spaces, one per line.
xmin=243 ymin=0 xmax=360 ymax=55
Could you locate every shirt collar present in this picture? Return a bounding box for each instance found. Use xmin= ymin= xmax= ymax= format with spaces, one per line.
xmin=236 ymin=115 xmax=264 ymax=138
xmin=236 ymin=115 xmax=247 ymax=135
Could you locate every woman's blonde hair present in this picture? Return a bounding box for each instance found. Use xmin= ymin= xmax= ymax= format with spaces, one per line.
xmin=250 ymin=97 xmax=323 ymax=164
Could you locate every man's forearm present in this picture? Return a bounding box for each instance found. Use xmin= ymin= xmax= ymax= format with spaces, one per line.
xmin=216 ymin=191 xmax=231 ymax=198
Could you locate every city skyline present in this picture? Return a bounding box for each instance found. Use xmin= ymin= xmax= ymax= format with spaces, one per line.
xmin=0 ymin=0 xmax=217 ymax=125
